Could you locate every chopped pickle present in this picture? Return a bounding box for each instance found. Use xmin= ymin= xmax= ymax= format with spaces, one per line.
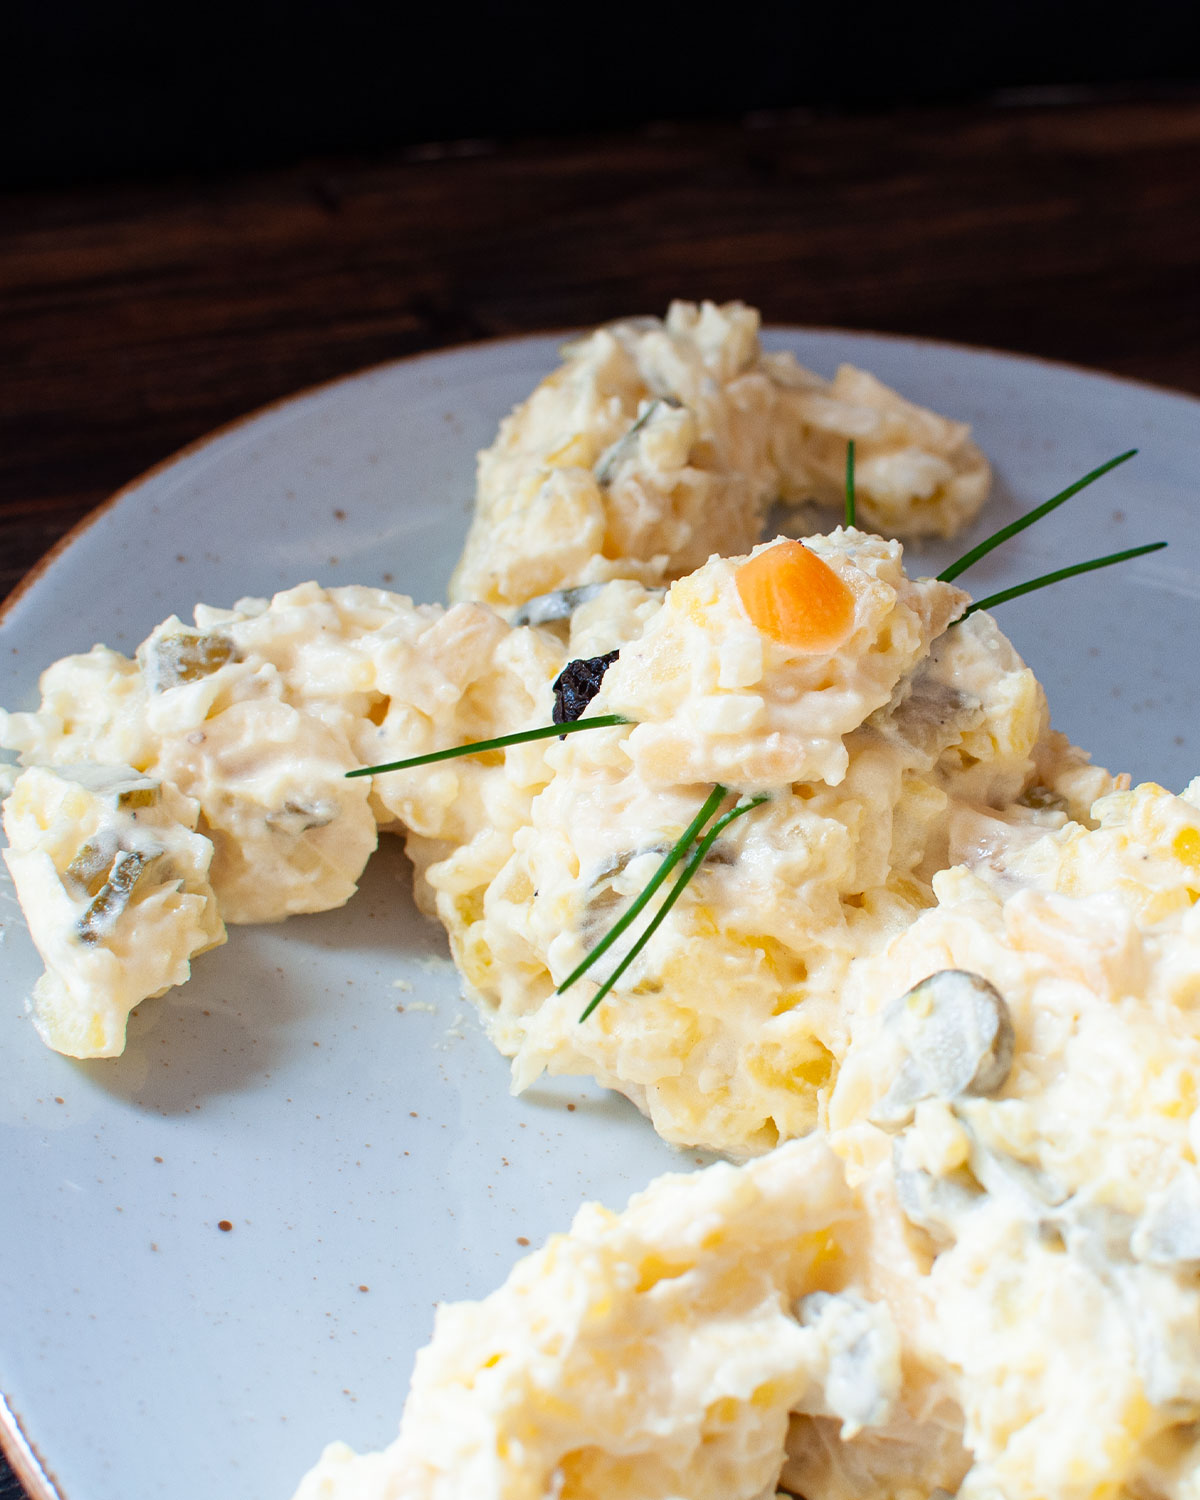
xmin=872 ymin=969 xmax=1015 ymax=1127
xmin=116 ymin=784 xmax=160 ymax=811
xmin=264 ymin=800 xmax=337 ymax=835
xmin=145 ymin=631 xmax=236 ymax=692
xmin=872 ymin=671 xmax=985 ymax=760
xmin=580 ymin=848 xmax=658 ymax=946
xmin=580 ymin=840 xmax=734 ymax=946
xmin=65 ymin=837 xmax=119 ymax=898
xmin=1018 ymin=783 xmax=1068 ymax=813
xmin=76 ymin=848 xmax=157 ymax=944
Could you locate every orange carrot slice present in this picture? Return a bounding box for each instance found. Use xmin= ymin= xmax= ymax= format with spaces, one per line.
xmin=735 ymin=540 xmax=856 ymax=652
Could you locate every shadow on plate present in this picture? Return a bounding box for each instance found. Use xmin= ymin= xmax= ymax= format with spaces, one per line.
xmin=78 ymin=835 xmax=447 ymax=1114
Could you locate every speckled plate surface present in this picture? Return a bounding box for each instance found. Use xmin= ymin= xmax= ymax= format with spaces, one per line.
xmin=0 ymin=331 xmax=1197 ymax=1500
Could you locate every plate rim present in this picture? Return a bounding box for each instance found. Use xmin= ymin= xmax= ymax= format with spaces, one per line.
xmin=1 ymin=1392 xmax=63 ymax=1500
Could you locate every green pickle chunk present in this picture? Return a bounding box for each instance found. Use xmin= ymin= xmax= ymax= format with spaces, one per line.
xmin=66 ymin=838 xmax=119 ymax=898
xmin=1017 ymin=784 xmax=1068 ymax=813
xmin=116 ymin=784 xmax=160 ymax=811
xmin=147 ymin=631 xmax=236 ymax=691
xmin=76 ymin=849 xmax=156 ymax=945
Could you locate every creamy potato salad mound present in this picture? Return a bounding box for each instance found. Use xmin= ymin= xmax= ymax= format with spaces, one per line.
xmin=292 ymin=1138 xmax=931 ymax=1500
xmin=2 ymin=764 xmax=224 ymax=1056
xmin=430 ymin=534 xmax=1111 ymax=1157
xmin=1 ymin=580 xmax=569 ymax=1054
xmin=452 ymin=301 xmax=990 ymax=611
xmin=295 ymin=780 xmax=1200 ymax=1500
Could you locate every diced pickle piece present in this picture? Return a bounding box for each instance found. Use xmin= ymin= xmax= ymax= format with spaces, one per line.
xmin=580 ymin=845 xmax=668 ymax=946
xmin=3 ymin=762 xmax=225 ymax=1058
xmin=117 ymin=784 xmax=160 ymax=810
xmin=153 ymin=695 xmax=377 ymax=923
xmin=1132 ymin=1169 xmax=1200 ymax=1266
xmin=794 ymin=1290 xmax=901 ymax=1435
xmin=60 ymin=771 xmax=166 ymax=901
xmin=1017 ymin=783 xmax=1068 ymax=813
xmin=871 ymin=970 xmax=1015 ymax=1127
xmin=873 ymin=669 xmax=985 ymax=760
xmin=144 ymin=630 xmax=236 ymax=692
xmin=263 ymin=800 xmax=337 ymax=836
xmin=892 ymin=1137 xmax=985 ymax=1243
xmin=65 ymin=835 xmax=120 ymax=897
xmin=579 ymin=839 xmax=735 ymax=947
xmin=77 ymin=848 xmax=157 ymax=944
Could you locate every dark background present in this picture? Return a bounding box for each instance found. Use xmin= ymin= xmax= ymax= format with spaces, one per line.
xmin=3 ymin=5 xmax=1200 ymax=1498
xmin=4 ymin=0 xmax=1198 ymax=189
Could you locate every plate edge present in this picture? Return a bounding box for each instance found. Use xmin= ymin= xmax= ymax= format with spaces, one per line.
xmin=1 ymin=1392 xmax=66 ymax=1500
xmin=0 ymin=329 xmax=577 ymax=627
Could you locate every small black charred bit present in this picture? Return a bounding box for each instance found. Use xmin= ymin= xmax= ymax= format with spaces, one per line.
xmin=552 ymin=650 xmax=620 ymax=726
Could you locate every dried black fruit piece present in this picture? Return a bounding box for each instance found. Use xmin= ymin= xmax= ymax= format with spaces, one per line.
xmin=552 ymin=650 xmax=620 ymax=725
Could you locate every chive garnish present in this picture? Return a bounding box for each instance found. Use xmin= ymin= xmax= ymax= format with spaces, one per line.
xmin=578 ymin=793 xmax=770 ymax=1022
xmin=938 ymin=449 xmax=1137 ymax=583
xmin=844 ymin=439 xmax=856 ymax=529
xmin=557 ymin=784 xmax=728 ymax=998
xmin=595 ymin=401 xmax=663 ymax=484
xmin=347 ymin=714 xmax=629 ymax=777
xmin=963 ymin=541 xmax=1167 ymax=617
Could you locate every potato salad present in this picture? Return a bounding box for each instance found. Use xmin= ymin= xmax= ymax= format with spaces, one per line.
xmin=452 ymin=301 xmax=991 ymax=612
xmin=439 ymin=534 xmax=1111 ymax=1158
xmin=296 ymin=780 xmax=1200 ymax=1500
xmin=0 ymin=301 xmax=1191 ymax=1499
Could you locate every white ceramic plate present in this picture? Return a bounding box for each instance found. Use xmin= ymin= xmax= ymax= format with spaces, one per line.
xmin=0 ymin=332 xmax=1197 ymax=1500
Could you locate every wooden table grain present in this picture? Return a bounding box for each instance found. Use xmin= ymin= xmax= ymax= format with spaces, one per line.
xmin=2 ymin=93 xmax=1199 ymax=1499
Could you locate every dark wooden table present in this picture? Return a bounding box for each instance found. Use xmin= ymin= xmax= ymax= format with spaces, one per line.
xmin=2 ymin=93 xmax=1200 ymax=1499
